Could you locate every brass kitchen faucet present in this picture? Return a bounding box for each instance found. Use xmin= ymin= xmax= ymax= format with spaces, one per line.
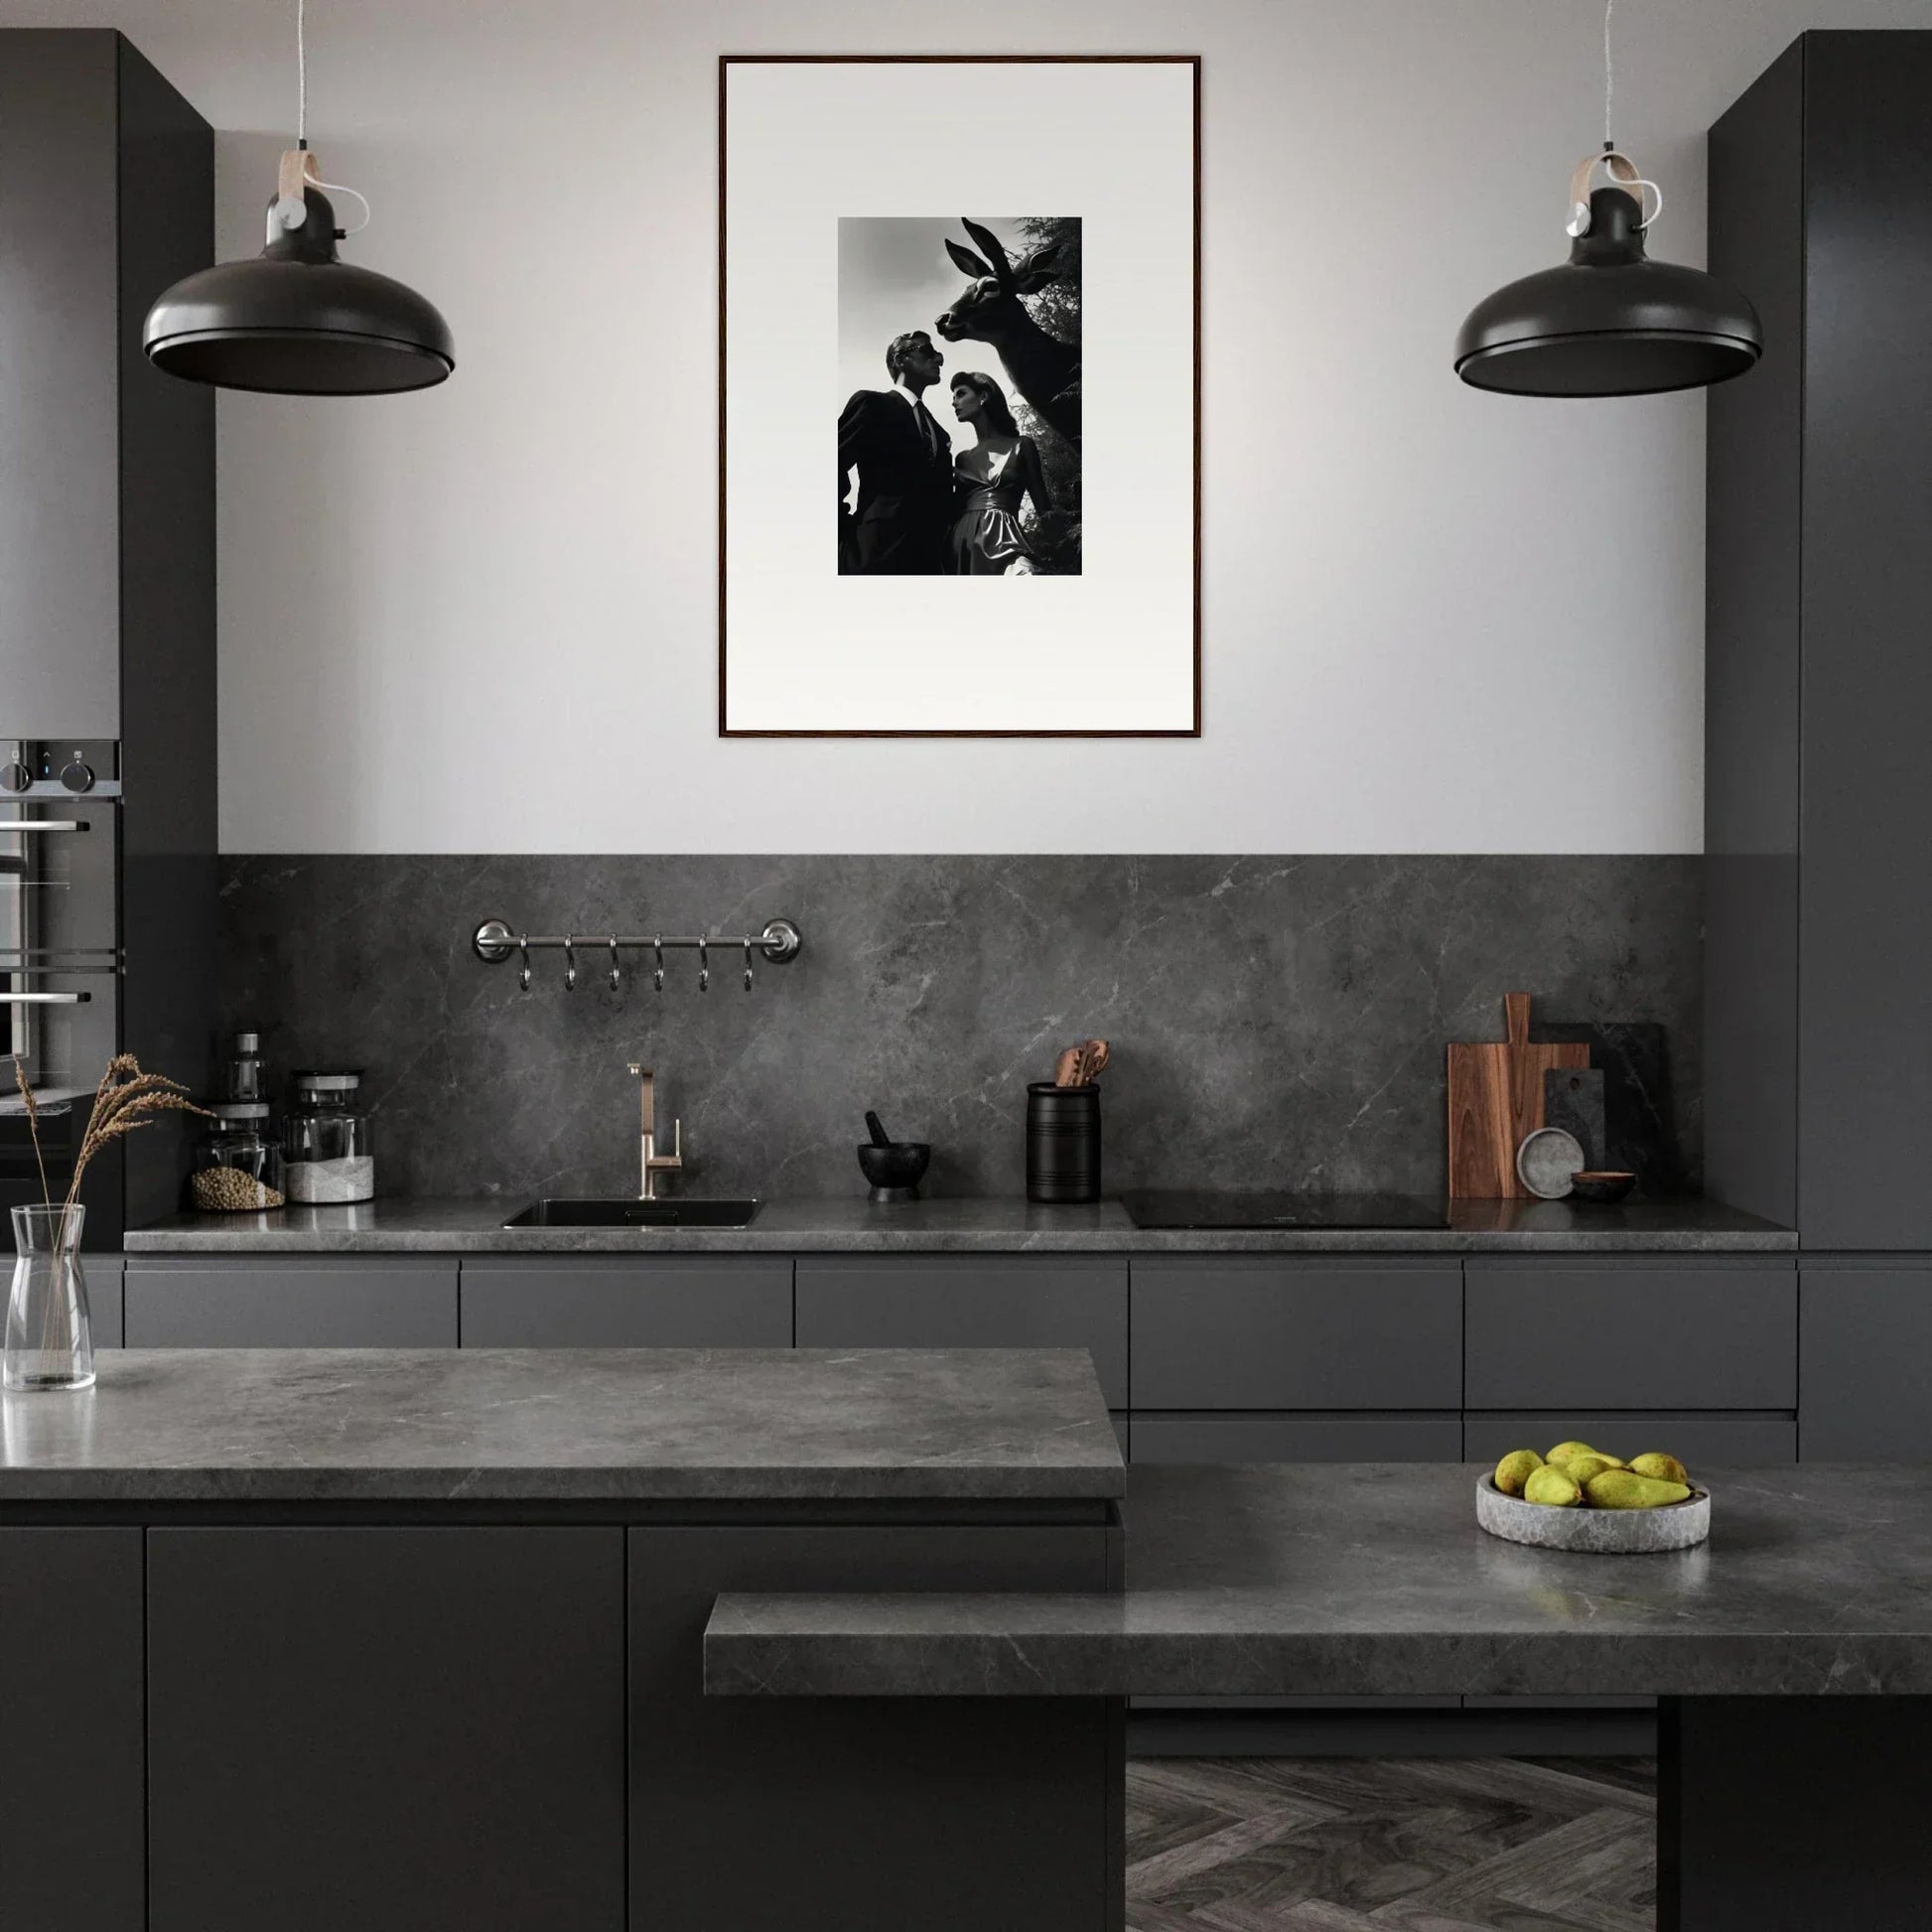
xmin=625 ymin=1063 xmax=683 ymax=1199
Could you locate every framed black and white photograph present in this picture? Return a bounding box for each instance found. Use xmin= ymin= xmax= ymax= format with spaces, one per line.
xmin=720 ymin=56 xmax=1199 ymax=737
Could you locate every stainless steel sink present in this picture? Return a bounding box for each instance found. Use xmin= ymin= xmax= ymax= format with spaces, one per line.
xmin=502 ymin=1197 xmax=761 ymax=1229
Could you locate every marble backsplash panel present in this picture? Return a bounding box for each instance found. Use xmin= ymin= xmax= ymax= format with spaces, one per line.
xmin=216 ymin=856 xmax=1703 ymax=1203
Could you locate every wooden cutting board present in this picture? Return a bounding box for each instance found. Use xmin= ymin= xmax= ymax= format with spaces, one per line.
xmin=1448 ymin=993 xmax=1589 ymax=1198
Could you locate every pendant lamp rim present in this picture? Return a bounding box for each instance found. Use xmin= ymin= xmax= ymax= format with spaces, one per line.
xmin=1455 ymin=330 xmax=1762 ymax=398
xmin=143 ymin=245 xmax=456 ymax=395
xmin=143 ymin=323 xmax=455 ymax=395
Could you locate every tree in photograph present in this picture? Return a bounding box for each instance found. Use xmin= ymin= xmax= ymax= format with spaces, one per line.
xmin=1012 ymin=216 xmax=1081 ymax=574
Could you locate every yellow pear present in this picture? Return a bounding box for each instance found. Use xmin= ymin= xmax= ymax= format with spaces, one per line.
xmin=1629 ymin=1451 xmax=1690 ymax=1485
xmin=1524 ymin=1465 xmax=1584 ymax=1507
xmin=1553 ymin=1452 xmax=1619 ymax=1485
xmin=1585 ymin=1469 xmax=1693 ymax=1510
xmin=1494 ymin=1449 xmax=1543 ymax=1496
xmin=1546 ymin=1441 xmax=1600 ymax=1464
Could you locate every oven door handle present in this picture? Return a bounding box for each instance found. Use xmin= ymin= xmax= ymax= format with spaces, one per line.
xmin=0 ymin=820 xmax=89 ymax=835
xmin=0 ymin=992 xmax=90 ymax=1005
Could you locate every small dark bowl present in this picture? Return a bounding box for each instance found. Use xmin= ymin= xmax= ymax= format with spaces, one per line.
xmin=858 ymin=1142 xmax=930 ymax=1201
xmin=1569 ymin=1171 xmax=1637 ymax=1204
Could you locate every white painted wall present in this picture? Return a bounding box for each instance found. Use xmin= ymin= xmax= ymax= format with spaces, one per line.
xmin=4 ymin=0 xmax=1923 ymax=853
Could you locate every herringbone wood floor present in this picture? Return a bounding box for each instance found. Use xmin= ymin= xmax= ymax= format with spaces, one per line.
xmin=1126 ymin=1756 xmax=1656 ymax=1931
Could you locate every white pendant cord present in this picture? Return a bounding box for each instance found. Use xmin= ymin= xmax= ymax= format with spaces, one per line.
xmin=1566 ymin=0 xmax=1661 ymax=235
xmin=272 ymin=0 xmax=371 ymax=237
xmin=1603 ymin=0 xmax=1614 ymax=151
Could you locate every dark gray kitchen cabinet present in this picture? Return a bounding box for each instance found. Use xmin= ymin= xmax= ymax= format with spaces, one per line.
xmin=0 ymin=29 xmax=210 ymax=734
xmin=124 ymin=1257 xmax=458 ymax=1346
xmin=1708 ymin=32 xmax=1932 ymax=1249
xmin=0 ymin=32 xmax=209 ymax=732
xmin=460 ymin=1255 xmax=791 ymax=1347
xmin=0 ymin=29 xmax=214 ymax=1247
xmin=147 ymin=1527 xmax=625 ymax=1932
xmin=1463 ymin=1413 xmax=1797 ymax=1466
xmin=85 ymin=1254 xmax=124 ymax=1347
xmin=794 ymin=1256 xmax=1128 ymax=1409
xmin=629 ymin=1523 xmax=1118 ymax=1932
xmin=1463 ymin=1260 xmax=1795 ymax=1411
xmin=1131 ymin=1414 xmax=1461 ymax=1463
xmin=0 ymin=1529 xmax=145 ymax=1932
xmin=1130 ymin=1258 xmax=1461 ymax=1412
xmin=1800 ymin=1265 xmax=1932 ymax=1459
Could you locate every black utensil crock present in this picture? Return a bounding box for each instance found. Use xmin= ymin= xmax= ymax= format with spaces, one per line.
xmin=1027 ymin=1082 xmax=1101 ymax=1204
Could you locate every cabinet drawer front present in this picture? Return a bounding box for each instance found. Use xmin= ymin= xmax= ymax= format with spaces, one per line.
xmin=1462 ymin=1412 xmax=1796 ymax=1465
xmin=0 ymin=1529 xmax=145 ymax=1931
xmin=1465 ymin=1263 xmax=1795 ymax=1410
xmin=1131 ymin=1260 xmax=1461 ymax=1411
xmin=125 ymin=1262 xmax=458 ymax=1348
xmin=85 ymin=1256 xmax=123 ymax=1349
xmin=460 ymin=1258 xmax=791 ymax=1348
xmin=1800 ymin=1267 xmax=1932 ymax=1458
xmin=149 ymin=1528 xmax=623 ymax=1932
xmin=1131 ymin=1414 xmax=1463 ymax=1463
xmin=794 ymin=1258 xmax=1127 ymax=1409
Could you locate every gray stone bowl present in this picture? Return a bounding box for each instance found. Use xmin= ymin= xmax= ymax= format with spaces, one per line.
xmin=1476 ymin=1474 xmax=1711 ymax=1553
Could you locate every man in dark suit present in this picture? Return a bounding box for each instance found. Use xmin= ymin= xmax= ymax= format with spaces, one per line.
xmin=838 ymin=331 xmax=953 ymax=574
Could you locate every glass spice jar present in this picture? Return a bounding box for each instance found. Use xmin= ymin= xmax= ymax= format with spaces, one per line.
xmin=219 ymin=1030 xmax=268 ymax=1104
xmin=191 ymin=1103 xmax=287 ymax=1212
xmin=283 ymin=1069 xmax=375 ymax=1204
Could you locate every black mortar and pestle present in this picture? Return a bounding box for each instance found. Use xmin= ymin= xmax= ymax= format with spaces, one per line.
xmin=859 ymin=1110 xmax=930 ymax=1204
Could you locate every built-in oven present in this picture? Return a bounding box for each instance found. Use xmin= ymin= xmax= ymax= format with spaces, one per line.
xmin=1 ymin=741 xmax=122 ymax=1231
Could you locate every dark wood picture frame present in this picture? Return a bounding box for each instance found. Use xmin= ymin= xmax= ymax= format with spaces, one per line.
xmin=718 ymin=54 xmax=1202 ymax=739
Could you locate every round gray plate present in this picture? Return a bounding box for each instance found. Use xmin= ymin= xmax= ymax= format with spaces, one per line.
xmin=1516 ymin=1126 xmax=1586 ymax=1199
xmin=1476 ymin=1475 xmax=1711 ymax=1553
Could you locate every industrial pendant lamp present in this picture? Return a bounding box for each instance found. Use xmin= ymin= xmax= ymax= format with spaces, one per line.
xmin=1454 ymin=0 xmax=1759 ymax=397
xmin=143 ymin=0 xmax=453 ymax=395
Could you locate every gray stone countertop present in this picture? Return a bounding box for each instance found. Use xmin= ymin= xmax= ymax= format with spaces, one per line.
xmin=122 ymin=1195 xmax=1795 ymax=1255
xmin=706 ymin=1461 xmax=1932 ymax=1699
xmin=0 ymin=1347 xmax=1123 ymax=1504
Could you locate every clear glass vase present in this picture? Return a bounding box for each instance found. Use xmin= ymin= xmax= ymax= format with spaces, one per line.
xmin=5 ymin=1204 xmax=95 ymax=1393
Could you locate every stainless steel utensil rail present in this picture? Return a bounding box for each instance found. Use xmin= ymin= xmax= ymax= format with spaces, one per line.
xmin=472 ymin=916 xmax=802 ymax=993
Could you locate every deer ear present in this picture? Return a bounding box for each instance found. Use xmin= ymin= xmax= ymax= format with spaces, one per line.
xmin=1013 ymin=245 xmax=1065 ymax=295
xmin=961 ymin=218 xmax=1015 ymax=287
xmin=945 ymin=239 xmax=994 ymax=279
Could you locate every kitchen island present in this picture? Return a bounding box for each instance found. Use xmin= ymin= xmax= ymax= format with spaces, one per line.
xmin=712 ymin=1460 xmax=1932 ymax=1932
xmin=0 ymin=1347 xmax=1124 ymax=1932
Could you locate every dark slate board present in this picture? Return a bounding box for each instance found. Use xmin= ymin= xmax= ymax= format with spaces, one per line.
xmin=1543 ymin=1066 xmax=1607 ymax=1172
xmin=1534 ymin=1022 xmax=1688 ymax=1196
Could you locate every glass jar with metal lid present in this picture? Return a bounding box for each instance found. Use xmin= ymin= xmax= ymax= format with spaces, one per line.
xmin=283 ymin=1069 xmax=375 ymax=1204
xmin=219 ymin=1030 xmax=268 ymax=1104
xmin=190 ymin=1103 xmax=287 ymax=1212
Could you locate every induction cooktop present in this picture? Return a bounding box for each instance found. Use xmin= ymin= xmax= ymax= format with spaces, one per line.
xmin=1119 ymin=1191 xmax=1449 ymax=1230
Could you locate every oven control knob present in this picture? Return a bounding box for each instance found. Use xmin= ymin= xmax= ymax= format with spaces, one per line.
xmin=60 ymin=759 xmax=95 ymax=794
xmin=0 ymin=761 xmax=29 ymax=793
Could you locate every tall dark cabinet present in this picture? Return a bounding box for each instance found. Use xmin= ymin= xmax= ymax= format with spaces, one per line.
xmin=1708 ymin=31 xmax=1932 ymax=1455
xmin=0 ymin=31 xmax=215 ymax=1243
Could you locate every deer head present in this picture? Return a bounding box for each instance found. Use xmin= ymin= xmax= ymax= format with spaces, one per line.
xmin=935 ymin=218 xmax=1065 ymax=344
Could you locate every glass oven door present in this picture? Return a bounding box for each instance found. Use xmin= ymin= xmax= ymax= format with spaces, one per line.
xmin=0 ymin=796 xmax=119 ymax=1213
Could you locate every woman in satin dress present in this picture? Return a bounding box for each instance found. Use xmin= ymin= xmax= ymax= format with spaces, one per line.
xmin=946 ymin=372 xmax=1054 ymax=575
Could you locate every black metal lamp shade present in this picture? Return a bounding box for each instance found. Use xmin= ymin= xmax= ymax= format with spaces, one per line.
xmin=1455 ymin=186 xmax=1760 ymax=397
xmin=144 ymin=188 xmax=454 ymax=396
